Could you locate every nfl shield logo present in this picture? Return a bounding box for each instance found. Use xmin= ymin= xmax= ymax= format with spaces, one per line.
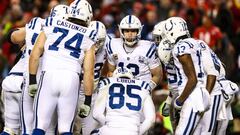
xmin=138 ymin=56 xmax=145 ymax=63
xmin=113 ymin=54 xmax=118 ymax=60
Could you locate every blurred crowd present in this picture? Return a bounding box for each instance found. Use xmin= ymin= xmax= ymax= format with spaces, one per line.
xmin=0 ymin=0 xmax=240 ymax=134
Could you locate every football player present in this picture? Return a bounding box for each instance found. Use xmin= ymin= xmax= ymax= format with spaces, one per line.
xmin=161 ymin=17 xmax=211 ymax=135
xmin=92 ymin=67 xmax=155 ymax=135
xmin=106 ymin=15 xmax=162 ymax=91
xmin=77 ymin=21 xmax=109 ymax=135
xmin=29 ymin=1 xmax=95 ymax=134
xmin=0 ymin=28 xmax=25 ymax=135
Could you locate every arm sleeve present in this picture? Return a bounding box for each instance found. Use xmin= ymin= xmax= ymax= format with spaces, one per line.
xmin=92 ymin=87 xmax=108 ymax=126
xmin=147 ymin=43 xmax=161 ymax=69
xmin=139 ymin=95 xmax=156 ymax=135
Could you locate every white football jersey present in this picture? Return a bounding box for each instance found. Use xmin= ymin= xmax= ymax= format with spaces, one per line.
xmin=24 ymin=17 xmax=45 ymax=76
xmin=165 ymin=62 xmax=178 ymax=92
xmin=197 ymin=40 xmax=226 ymax=95
xmin=172 ymin=38 xmax=205 ymax=92
xmin=41 ymin=17 xmax=95 ymax=73
xmin=107 ymin=38 xmax=160 ymax=81
xmin=93 ymin=77 xmax=155 ymax=133
xmin=79 ymin=36 xmax=109 ymax=95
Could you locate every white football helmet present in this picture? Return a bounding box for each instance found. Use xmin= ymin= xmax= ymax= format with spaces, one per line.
xmin=88 ymin=21 xmax=107 ymax=51
xmin=50 ymin=4 xmax=69 ymax=19
xmin=119 ymin=15 xmax=143 ymax=47
xmin=113 ymin=67 xmax=134 ymax=79
xmin=68 ymin=0 xmax=93 ymax=26
xmin=157 ymin=39 xmax=173 ymax=64
xmin=163 ymin=17 xmax=190 ymax=44
xmin=152 ymin=20 xmax=166 ymax=45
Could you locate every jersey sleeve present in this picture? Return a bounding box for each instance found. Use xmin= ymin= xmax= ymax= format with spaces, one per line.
xmin=106 ymin=39 xmax=115 ymax=66
xmin=81 ymin=36 xmax=95 ymax=51
xmin=139 ymin=95 xmax=155 ymax=135
xmin=92 ymin=87 xmax=108 ymax=126
xmin=201 ymin=51 xmax=219 ymax=77
xmin=198 ymin=40 xmax=220 ymax=76
xmin=146 ymin=43 xmax=161 ymax=69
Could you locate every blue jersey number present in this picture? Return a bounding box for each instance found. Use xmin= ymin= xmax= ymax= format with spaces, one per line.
xmin=165 ymin=65 xmax=177 ymax=84
xmin=118 ymin=62 xmax=139 ymax=76
xmin=48 ymin=27 xmax=83 ymax=58
xmin=211 ymin=53 xmax=221 ymax=72
xmin=94 ymin=63 xmax=104 ymax=79
xmin=109 ymin=83 xmax=142 ymax=111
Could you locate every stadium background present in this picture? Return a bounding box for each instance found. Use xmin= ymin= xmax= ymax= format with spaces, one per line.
xmin=0 ymin=0 xmax=239 ymax=134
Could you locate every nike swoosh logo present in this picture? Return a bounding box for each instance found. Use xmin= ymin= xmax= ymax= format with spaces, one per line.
xmin=230 ymin=83 xmax=236 ymax=91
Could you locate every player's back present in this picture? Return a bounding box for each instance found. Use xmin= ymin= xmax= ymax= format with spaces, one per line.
xmin=41 ymin=17 xmax=94 ymax=73
xmin=172 ymin=38 xmax=205 ymax=91
xmin=100 ymin=77 xmax=150 ymax=131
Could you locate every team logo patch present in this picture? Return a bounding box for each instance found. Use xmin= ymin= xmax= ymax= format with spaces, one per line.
xmin=138 ymin=56 xmax=147 ymax=64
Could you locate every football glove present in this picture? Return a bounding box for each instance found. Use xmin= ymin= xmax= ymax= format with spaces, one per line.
xmin=174 ymin=98 xmax=183 ymax=110
xmin=221 ymin=89 xmax=232 ymax=102
xmin=162 ymin=102 xmax=170 ymax=117
xmin=28 ymin=84 xmax=38 ymax=98
xmin=79 ymin=104 xmax=91 ymax=118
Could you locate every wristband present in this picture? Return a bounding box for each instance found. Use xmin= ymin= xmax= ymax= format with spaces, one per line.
xmin=84 ymin=95 xmax=92 ymax=106
xmin=175 ymin=99 xmax=183 ymax=106
xmin=29 ymin=74 xmax=37 ymax=85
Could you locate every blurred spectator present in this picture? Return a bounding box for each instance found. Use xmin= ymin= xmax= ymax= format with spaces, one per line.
xmin=231 ymin=0 xmax=240 ymax=35
xmin=193 ymin=13 xmax=223 ymax=51
xmin=142 ymin=10 xmax=158 ymax=40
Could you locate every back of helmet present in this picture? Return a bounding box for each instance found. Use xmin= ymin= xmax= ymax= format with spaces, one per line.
xmin=163 ymin=17 xmax=190 ymax=44
xmin=50 ymin=4 xmax=69 ymax=20
xmin=68 ymin=0 xmax=93 ymax=26
xmin=88 ymin=21 xmax=107 ymax=51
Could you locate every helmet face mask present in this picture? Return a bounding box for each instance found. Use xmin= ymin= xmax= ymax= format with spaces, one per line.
xmin=157 ymin=39 xmax=173 ymax=64
xmin=113 ymin=67 xmax=134 ymax=79
xmin=50 ymin=4 xmax=69 ymax=19
xmin=164 ymin=17 xmax=190 ymax=45
xmin=68 ymin=0 xmax=93 ymax=26
xmin=119 ymin=15 xmax=142 ymax=47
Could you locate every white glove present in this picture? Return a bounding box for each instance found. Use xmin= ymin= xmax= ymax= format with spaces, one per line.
xmin=221 ymin=89 xmax=232 ymax=102
xmin=174 ymin=98 xmax=183 ymax=110
xmin=162 ymin=102 xmax=170 ymax=117
xmin=28 ymin=84 xmax=38 ymax=98
xmin=79 ymin=104 xmax=91 ymax=118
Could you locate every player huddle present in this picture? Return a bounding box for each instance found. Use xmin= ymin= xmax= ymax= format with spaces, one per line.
xmin=0 ymin=0 xmax=239 ymax=135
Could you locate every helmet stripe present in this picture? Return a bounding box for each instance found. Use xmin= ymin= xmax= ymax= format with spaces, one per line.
xmin=128 ymin=15 xmax=132 ymax=24
xmin=75 ymin=0 xmax=81 ymax=7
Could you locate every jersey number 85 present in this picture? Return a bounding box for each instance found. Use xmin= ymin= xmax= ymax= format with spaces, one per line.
xmin=109 ymin=83 xmax=142 ymax=111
